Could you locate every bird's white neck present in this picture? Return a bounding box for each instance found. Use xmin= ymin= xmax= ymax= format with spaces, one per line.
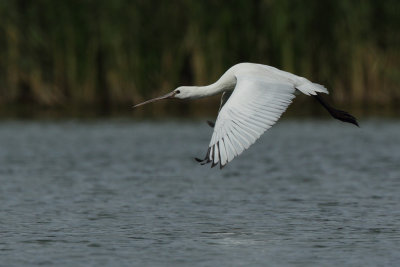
xmin=192 ymin=83 xmax=225 ymax=99
xmin=179 ymin=75 xmax=236 ymax=100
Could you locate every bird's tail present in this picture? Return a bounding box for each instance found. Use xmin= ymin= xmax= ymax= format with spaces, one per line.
xmin=296 ymin=79 xmax=329 ymax=96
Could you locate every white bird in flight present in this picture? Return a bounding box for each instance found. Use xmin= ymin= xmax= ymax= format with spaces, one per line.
xmin=134 ymin=63 xmax=358 ymax=169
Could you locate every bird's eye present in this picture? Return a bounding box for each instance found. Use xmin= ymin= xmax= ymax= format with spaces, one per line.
xmin=175 ymin=90 xmax=180 ymax=94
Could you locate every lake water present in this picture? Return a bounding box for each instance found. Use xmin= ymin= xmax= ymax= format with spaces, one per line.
xmin=0 ymin=119 xmax=399 ymax=266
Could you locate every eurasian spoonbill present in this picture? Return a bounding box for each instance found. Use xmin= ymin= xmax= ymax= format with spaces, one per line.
xmin=134 ymin=63 xmax=358 ymax=168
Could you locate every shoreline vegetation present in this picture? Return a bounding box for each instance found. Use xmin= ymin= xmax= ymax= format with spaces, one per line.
xmin=0 ymin=1 xmax=399 ymax=118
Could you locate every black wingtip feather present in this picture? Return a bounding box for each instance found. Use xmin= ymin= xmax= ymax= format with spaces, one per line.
xmin=194 ymin=157 xmax=204 ymax=162
xmin=195 ymin=147 xmax=212 ymax=165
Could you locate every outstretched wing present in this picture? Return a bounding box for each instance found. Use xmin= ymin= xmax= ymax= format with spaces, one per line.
xmin=202 ymin=74 xmax=296 ymax=168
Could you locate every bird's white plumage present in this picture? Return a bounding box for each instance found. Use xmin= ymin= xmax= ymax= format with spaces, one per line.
xmin=134 ymin=62 xmax=340 ymax=168
xmin=208 ymin=73 xmax=297 ymax=167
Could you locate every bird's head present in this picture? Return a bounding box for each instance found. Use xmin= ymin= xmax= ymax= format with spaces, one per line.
xmin=133 ymin=86 xmax=196 ymax=108
xmin=172 ymin=86 xmax=198 ymax=99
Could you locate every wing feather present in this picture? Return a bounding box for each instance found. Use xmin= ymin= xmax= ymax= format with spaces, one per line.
xmin=227 ymin=131 xmax=245 ymax=155
xmin=218 ymin=141 xmax=227 ymax=167
xmin=226 ymin=133 xmax=240 ymax=156
xmin=213 ymin=143 xmax=219 ymax=165
xmin=230 ymin=122 xmax=252 ymax=149
xmin=224 ymin=136 xmax=236 ymax=162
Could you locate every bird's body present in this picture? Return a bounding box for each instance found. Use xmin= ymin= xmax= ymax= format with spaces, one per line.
xmin=173 ymin=63 xmax=328 ymax=100
xmin=134 ymin=63 xmax=358 ymax=169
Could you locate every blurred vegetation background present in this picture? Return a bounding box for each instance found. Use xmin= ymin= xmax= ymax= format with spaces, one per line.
xmin=0 ymin=0 xmax=399 ymax=117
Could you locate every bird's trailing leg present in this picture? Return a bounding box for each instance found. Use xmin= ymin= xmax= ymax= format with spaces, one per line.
xmin=313 ymin=94 xmax=359 ymax=127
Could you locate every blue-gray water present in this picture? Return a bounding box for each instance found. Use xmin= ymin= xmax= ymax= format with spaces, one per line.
xmin=0 ymin=119 xmax=399 ymax=266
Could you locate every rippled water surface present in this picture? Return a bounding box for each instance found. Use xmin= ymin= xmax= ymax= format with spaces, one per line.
xmin=0 ymin=119 xmax=399 ymax=266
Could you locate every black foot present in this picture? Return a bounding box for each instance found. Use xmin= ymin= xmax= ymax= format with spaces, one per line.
xmin=330 ymin=109 xmax=359 ymax=127
xmin=313 ymin=94 xmax=359 ymax=127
